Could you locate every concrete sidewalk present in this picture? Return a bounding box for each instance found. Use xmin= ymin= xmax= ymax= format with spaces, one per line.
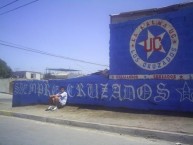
xmin=0 ymin=93 xmax=193 ymax=144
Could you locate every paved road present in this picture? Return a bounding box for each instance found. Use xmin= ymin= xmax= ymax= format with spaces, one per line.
xmin=0 ymin=116 xmax=177 ymax=145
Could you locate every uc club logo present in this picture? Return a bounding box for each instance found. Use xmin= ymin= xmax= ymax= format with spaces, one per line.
xmin=130 ymin=19 xmax=179 ymax=70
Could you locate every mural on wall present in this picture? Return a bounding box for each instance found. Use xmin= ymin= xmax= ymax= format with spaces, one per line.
xmin=13 ymin=80 xmax=193 ymax=103
xmin=109 ymin=6 xmax=193 ymax=76
xmin=129 ymin=18 xmax=179 ymax=71
xmin=12 ymin=3 xmax=193 ymax=112
xmin=107 ymin=3 xmax=193 ymax=112
xmin=13 ymin=79 xmax=193 ymax=112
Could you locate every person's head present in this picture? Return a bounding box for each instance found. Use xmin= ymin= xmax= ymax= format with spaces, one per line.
xmin=59 ymin=86 xmax=65 ymax=92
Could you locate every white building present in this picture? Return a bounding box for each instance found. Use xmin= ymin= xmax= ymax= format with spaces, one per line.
xmin=45 ymin=68 xmax=83 ymax=79
xmin=12 ymin=71 xmax=43 ymax=80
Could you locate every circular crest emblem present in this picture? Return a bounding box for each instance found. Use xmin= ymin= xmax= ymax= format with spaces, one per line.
xmin=130 ymin=19 xmax=179 ymax=70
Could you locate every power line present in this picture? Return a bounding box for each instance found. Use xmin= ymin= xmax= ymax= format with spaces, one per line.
xmin=0 ymin=0 xmax=39 ymax=16
xmin=0 ymin=40 xmax=108 ymax=67
xmin=0 ymin=0 xmax=19 ymax=9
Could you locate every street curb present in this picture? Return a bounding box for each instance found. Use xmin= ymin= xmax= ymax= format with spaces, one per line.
xmin=0 ymin=110 xmax=193 ymax=144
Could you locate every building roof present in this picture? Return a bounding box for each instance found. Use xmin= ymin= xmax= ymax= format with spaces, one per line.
xmin=13 ymin=71 xmax=42 ymax=74
xmin=46 ymin=68 xmax=79 ymax=71
xmin=110 ymin=2 xmax=193 ymax=24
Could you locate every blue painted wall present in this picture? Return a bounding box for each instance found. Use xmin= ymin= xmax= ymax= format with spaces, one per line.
xmin=13 ymin=76 xmax=193 ymax=112
xmin=110 ymin=6 xmax=193 ymax=75
xmin=12 ymin=80 xmax=50 ymax=106
xmin=12 ymin=3 xmax=193 ymax=112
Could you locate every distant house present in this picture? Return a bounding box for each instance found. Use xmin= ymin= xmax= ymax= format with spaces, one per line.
xmin=45 ymin=68 xmax=83 ymax=79
xmin=12 ymin=71 xmax=43 ymax=80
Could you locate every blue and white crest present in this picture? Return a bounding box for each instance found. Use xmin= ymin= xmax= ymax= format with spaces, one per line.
xmin=130 ymin=19 xmax=179 ymax=70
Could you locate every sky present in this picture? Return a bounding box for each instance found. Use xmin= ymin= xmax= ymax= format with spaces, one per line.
xmin=0 ymin=0 xmax=191 ymax=74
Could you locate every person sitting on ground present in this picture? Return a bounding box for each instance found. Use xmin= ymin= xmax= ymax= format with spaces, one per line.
xmin=46 ymin=86 xmax=68 ymax=111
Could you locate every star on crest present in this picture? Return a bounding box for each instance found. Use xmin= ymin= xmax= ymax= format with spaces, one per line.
xmin=138 ymin=30 xmax=166 ymax=59
xmin=176 ymin=82 xmax=193 ymax=102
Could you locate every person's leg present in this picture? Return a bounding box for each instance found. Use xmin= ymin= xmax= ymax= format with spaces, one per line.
xmin=57 ymin=103 xmax=64 ymax=109
xmin=46 ymin=95 xmax=56 ymax=111
xmin=57 ymin=98 xmax=65 ymax=109
xmin=51 ymin=96 xmax=60 ymax=110
xmin=53 ymin=96 xmax=59 ymax=106
xmin=49 ymin=96 xmax=54 ymax=105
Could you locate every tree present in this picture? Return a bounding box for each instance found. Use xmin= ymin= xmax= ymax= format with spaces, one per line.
xmin=0 ymin=58 xmax=12 ymax=78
